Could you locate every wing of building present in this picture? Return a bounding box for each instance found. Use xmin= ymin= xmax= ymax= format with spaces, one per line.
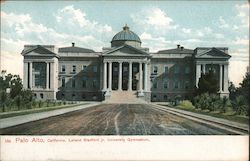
xmin=21 ymin=25 xmax=231 ymax=102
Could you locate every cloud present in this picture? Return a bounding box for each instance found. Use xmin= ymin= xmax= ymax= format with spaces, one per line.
xmin=219 ymin=16 xmax=229 ymax=28
xmin=229 ymin=60 xmax=249 ymax=86
xmin=233 ymin=37 xmax=249 ymax=45
xmin=235 ymin=3 xmax=249 ymax=28
xmin=181 ymin=28 xmax=191 ymax=34
xmin=131 ymin=7 xmax=178 ymax=36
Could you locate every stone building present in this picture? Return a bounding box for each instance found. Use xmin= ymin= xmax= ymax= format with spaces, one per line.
xmin=21 ymin=25 xmax=231 ymax=102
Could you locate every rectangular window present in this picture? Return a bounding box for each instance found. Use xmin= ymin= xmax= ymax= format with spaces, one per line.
xmin=174 ymin=66 xmax=179 ymax=74
xmin=153 ymin=66 xmax=158 ymax=74
xmin=153 ymin=81 xmax=157 ymax=89
xmin=185 ymin=66 xmax=190 ymax=74
xmin=93 ymin=65 xmax=97 ymax=72
xmin=72 ymin=78 xmax=75 ymax=88
xmin=62 ymin=77 xmax=65 ymax=87
xmin=93 ymin=79 xmax=97 ymax=88
xmin=164 ymin=66 xmax=169 ymax=73
xmin=185 ymin=81 xmax=189 ymax=89
xmin=82 ymin=77 xmax=87 ymax=88
xmin=72 ymin=65 xmax=76 ymax=73
xmin=82 ymin=65 xmax=87 ymax=71
xmin=164 ymin=81 xmax=168 ymax=89
xmin=61 ymin=65 xmax=66 ymax=72
xmin=174 ymin=81 xmax=179 ymax=89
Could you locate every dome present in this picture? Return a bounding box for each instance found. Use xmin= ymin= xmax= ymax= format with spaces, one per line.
xmin=111 ymin=25 xmax=141 ymax=47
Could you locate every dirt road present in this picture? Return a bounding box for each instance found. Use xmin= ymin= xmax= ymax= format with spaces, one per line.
xmin=0 ymin=104 xmax=234 ymax=135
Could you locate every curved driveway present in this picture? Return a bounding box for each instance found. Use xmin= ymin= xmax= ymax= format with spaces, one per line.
xmin=0 ymin=104 xmax=235 ymax=135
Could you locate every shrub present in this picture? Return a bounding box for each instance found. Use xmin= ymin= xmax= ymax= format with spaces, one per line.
xmin=231 ymin=96 xmax=249 ymax=115
xmin=178 ymin=100 xmax=195 ymax=109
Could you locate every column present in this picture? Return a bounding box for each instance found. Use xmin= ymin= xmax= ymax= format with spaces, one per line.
xmin=195 ymin=64 xmax=201 ymax=87
xmin=139 ymin=62 xmax=143 ymax=92
xmin=46 ymin=62 xmax=50 ymax=89
xmin=223 ymin=64 xmax=229 ymax=92
xmin=23 ymin=62 xmax=28 ymax=89
xmin=128 ymin=62 xmax=132 ymax=91
xmin=118 ymin=62 xmax=122 ymax=90
xmin=103 ymin=62 xmax=107 ymax=91
xmin=29 ymin=62 xmax=33 ymax=89
xmin=108 ymin=62 xmax=112 ymax=91
xmin=219 ymin=64 xmax=223 ymax=92
xmin=202 ymin=64 xmax=206 ymax=74
xmin=144 ymin=63 xmax=148 ymax=92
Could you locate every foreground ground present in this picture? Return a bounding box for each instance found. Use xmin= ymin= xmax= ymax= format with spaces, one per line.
xmin=0 ymin=104 xmax=235 ymax=135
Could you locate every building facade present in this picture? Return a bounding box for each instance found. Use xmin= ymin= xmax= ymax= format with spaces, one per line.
xmin=21 ymin=25 xmax=231 ymax=102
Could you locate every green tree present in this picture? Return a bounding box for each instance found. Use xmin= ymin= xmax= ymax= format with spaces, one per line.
xmin=197 ymin=70 xmax=219 ymax=95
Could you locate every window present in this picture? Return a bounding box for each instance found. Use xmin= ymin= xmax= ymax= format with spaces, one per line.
xmin=124 ymin=66 xmax=128 ymax=72
xmin=40 ymin=93 xmax=44 ymax=99
xmin=185 ymin=66 xmax=190 ymax=74
xmin=72 ymin=65 xmax=76 ymax=73
xmin=164 ymin=81 xmax=168 ymax=89
xmin=174 ymin=81 xmax=179 ymax=89
xmin=174 ymin=66 xmax=179 ymax=74
xmin=184 ymin=81 xmax=189 ymax=89
xmin=61 ymin=65 xmax=66 ymax=72
xmin=164 ymin=95 xmax=168 ymax=101
xmin=93 ymin=79 xmax=97 ymax=88
xmin=153 ymin=81 xmax=157 ymax=89
xmin=72 ymin=78 xmax=75 ymax=88
xmin=62 ymin=77 xmax=65 ymax=87
xmin=164 ymin=66 xmax=169 ymax=73
xmin=133 ymin=67 xmax=138 ymax=72
xmin=153 ymin=66 xmax=158 ymax=74
xmin=82 ymin=65 xmax=87 ymax=71
xmin=93 ymin=65 xmax=97 ymax=72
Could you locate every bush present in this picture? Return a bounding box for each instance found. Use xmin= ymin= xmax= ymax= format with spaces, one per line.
xmin=231 ymin=96 xmax=249 ymax=115
xmin=178 ymin=100 xmax=195 ymax=109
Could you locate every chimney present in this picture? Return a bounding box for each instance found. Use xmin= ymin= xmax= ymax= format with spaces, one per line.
xmin=177 ymin=44 xmax=180 ymax=48
xmin=180 ymin=46 xmax=184 ymax=50
xmin=72 ymin=42 xmax=75 ymax=47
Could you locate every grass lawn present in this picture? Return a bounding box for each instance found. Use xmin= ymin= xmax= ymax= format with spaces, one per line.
xmin=0 ymin=103 xmax=88 ymax=119
xmin=160 ymin=104 xmax=249 ymax=125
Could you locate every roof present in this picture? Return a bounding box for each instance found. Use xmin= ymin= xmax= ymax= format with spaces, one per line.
xmin=58 ymin=46 xmax=95 ymax=53
xmin=111 ymin=25 xmax=141 ymax=43
xmin=21 ymin=45 xmax=59 ymax=58
xmin=157 ymin=47 xmax=194 ymax=54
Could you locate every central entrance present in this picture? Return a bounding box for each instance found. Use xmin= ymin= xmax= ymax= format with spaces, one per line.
xmin=111 ymin=62 xmax=139 ymax=91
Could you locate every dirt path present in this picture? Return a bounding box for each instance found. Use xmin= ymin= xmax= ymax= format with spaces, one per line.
xmin=0 ymin=104 xmax=235 ymax=135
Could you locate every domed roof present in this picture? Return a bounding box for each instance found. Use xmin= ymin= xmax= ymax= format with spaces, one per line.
xmin=111 ymin=25 xmax=141 ymax=43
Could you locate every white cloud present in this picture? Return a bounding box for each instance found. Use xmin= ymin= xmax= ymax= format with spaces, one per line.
xmin=182 ymin=28 xmax=191 ymax=34
xmin=131 ymin=7 xmax=178 ymax=35
xmin=219 ymin=16 xmax=229 ymax=28
xmin=233 ymin=37 xmax=249 ymax=45
xmin=235 ymin=3 xmax=249 ymax=28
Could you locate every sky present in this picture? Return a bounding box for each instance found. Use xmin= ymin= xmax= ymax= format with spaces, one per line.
xmin=0 ymin=1 xmax=249 ymax=86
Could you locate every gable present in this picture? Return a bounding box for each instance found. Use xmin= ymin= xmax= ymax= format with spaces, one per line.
xmin=196 ymin=48 xmax=231 ymax=59
xmin=103 ymin=45 xmax=150 ymax=57
xmin=21 ymin=45 xmax=59 ymax=58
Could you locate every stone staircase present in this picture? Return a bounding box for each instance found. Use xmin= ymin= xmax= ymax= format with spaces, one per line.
xmin=104 ymin=91 xmax=146 ymax=104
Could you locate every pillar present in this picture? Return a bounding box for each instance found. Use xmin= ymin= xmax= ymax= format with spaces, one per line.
xmin=108 ymin=62 xmax=112 ymax=91
xmin=219 ymin=64 xmax=223 ymax=92
xmin=103 ymin=62 xmax=107 ymax=91
xmin=139 ymin=62 xmax=143 ymax=92
xmin=144 ymin=63 xmax=148 ymax=91
xmin=223 ymin=64 xmax=229 ymax=92
xmin=195 ymin=64 xmax=201 ymax=87
xmin=23 ymin=62 xmax=28 ymax=89
xmin=46 ymin=62 xmax=50 ymax=89
xmin=118 ymin=62 xmax=122 ymax=90
xmin=128 ymin=62 xmax=132 ymax=91
xmin=29 ymin=62 xmax=33 ymax=89
xmin=202 ymin=64 xmax=206 ymax=74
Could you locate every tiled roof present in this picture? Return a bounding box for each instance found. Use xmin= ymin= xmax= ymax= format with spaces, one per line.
xmin=157 ymin=48 xmax=194 ymax=54
xmin=58 ymin=46 xmax=95 ymax=53
xmin=111 ymin=25 xmax=141 ymax=43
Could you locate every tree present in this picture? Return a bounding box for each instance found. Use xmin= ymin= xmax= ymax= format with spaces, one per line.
xmin=228 ymin=81 xmax=237 ymax=101
xmin=196 ymin=70 xmax=220 ymax=95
